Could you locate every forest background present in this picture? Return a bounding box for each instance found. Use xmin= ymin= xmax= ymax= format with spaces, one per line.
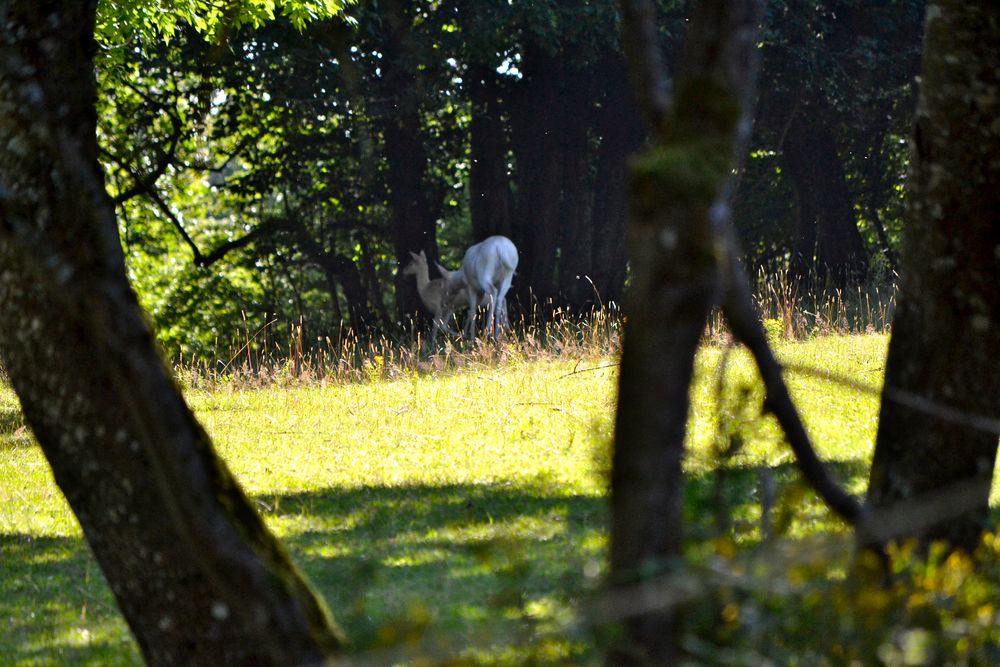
xmin=13 ymin=0 xmax=998 ymax=664
xmin=102 ymin=0 xmax=923 ymax=360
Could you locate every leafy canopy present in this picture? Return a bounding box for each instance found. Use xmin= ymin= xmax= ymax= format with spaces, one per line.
xmin=96 ymin=0 xmax=345 ymax=47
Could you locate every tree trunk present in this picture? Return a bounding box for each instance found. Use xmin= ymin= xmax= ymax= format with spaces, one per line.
xmin=380 ymin=0 xmax=440 ymax=324
xmin=322 ymin=256 xmax=373 ymax=337
xmin=590 ymin=54 xmax=645 ymax=308
xmin=358 ymin=235 xmax=393 ymax=332
xmin=340 ymin=261 xmax=372 ymax=334
xmin=509 ymin=43 xmax=564 ymax=314
xmin=557 ymin=65 xmax=597 ymax=312
xmin=0 ymin=4 xmax=344 ymax=665
xmin=865 ymin=0 xmax=1000 ymax=552
xmin=289 ymin=219 xmax=376 ymax=338
xmin=468 ymin=64 xmax=513 ymax=241
xmin=781 ymin=94 xmax=869 ymax=286
xmin=610 ymin=0 xmax=761 ymax=662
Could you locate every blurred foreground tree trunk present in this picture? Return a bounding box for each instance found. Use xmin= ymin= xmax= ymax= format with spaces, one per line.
xmin=865 ymin=1 xmax=1000 ymax=552
xmin=609 ymin=0 xmax=762 ymax=662
xmin=0 ymin=3 xmax=344 ymax=665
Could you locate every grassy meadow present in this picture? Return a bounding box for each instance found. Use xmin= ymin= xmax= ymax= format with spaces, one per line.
xmin=6 ymin=331 xmax=980 ymax=665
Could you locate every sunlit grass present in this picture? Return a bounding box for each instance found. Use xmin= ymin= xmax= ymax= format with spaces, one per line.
xmin=0 ymin=334 xmax=909 ymax=664
xmin=190 ymin=358 xmax=616 ymax=496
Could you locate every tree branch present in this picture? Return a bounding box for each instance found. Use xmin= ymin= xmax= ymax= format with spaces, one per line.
xmin=198 ymin=217 xmax=281 ymax=267
xmin=687 ymin=0 xmax=866 ymax=529
xmin=721 ymin=252 xmax=865 ymax=525
xmin=106 ymin=81 xmax=186 ymax=205
xmin=105 ymin=148 xmax=280 ymax=268
xmin=133 ymin=176 xmax=207 ymax=264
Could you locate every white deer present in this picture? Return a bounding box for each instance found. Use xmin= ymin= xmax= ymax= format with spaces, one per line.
xmin=437 ymin=235 xmax=519 ymax=343
xmin=402 ymin=250 xmax=468 ymax=348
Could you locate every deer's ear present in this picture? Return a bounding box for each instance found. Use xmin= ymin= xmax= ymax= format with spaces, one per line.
xmin=409 ymin=251 xmax=420 ymax=261
xmin=419 ymin=250 xmax=427 ymax=259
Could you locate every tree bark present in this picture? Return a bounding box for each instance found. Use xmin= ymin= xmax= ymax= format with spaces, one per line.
xmin=0 ymin=3 xmax=344 ymax=664
xmin=287 ymin=217 xmax=376 ymax=337
xmin=610 ymin=0 xmax=762 ymax=662
xmin=865 ymin=0 xmax=1000 ymax=552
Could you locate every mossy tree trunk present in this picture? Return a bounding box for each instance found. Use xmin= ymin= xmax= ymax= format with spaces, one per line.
xmin=865 ymin=1 xmax=1000 ymax=552
xmin=0 ymin=3 xmax=344 ymax=664
xmin=610 ymin=0 xmax=762 ymax=663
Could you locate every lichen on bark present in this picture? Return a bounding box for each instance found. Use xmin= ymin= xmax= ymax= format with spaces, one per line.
xmin=0 ymin=3 xmax=345 ymax=664
xmin=864 ymin=0 xmax=1000 ymax=551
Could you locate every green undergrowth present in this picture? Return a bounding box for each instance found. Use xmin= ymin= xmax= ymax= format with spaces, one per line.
xmin=4 ymin=334 xmax=1000 ymax=664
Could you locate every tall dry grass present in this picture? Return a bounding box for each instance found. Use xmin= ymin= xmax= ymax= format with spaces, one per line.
xmin=175 ymin=272 xmax=896 ymax=389
xmin=174 ymin=305 xmax=625 ymax=389
xmin=706 ymin=269 xmax=898 ymax=343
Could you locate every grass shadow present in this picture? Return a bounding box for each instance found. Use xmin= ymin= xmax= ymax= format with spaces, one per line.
xmin=2 ymin=461 xmax=879 ymax=665
xmin=1 ymin=482 xmax=610 ymax=665
xmin=260 ymin=482 xmax=608 ymax=661
xmin=684 ymin=459 xmax=871 ymax=544
xmin=0 ymin=533 xmax=141 ymax=666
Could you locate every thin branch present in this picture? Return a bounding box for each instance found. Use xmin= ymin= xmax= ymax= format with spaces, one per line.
xmin=863 ymin=477 xmax=993 ymax=546
xmin=198 ymin=218 xmax=280 ymax=267
xmin=100 ymin=146 xmax=200 ymax=258
xmin=105 ymin=145 xmax=281 ymax=268
xmin=140 ymin=180 xmax=206 ymax=264
xmin=672 ymin=0 xmax=866 ymax=527
xmin=721 ymin=252 xmax=865 ymax=526
xmin=633 ymin=0 xmax=862 ymax=527
xmin=107 ymin=133 xmax=181 ymax=205
xmin=107 ymin=81 xmax=186 ymax=205
xmin=782 ymin=362 xmax=1000 ymax=436
xmin=591 ymin=472 xmax=992 ymax=627
xmin=776 ymin=361 xmax=883 ymax=395
xmin=555 ymin=361 xmax=621 ymax=380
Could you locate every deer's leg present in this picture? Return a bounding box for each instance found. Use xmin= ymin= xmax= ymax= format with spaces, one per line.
xmin=429 ymin=319 xmax=440 ymax=350
xmin=486 ymin=292 xmax=500 ymax=343
xmin=440 ymin=307 xmax=459 ymax=336
xmin=464 ymin=292 xmax=478 ymax=340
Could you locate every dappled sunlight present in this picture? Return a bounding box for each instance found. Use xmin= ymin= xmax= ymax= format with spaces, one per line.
xmin=684 ymin=460 xmax=871 ymax=548
xmin=0 ymin=534 xmax=140 ymax=666
xmin=687 ymin=335 xmax=888 ymax=471
xmin=0 ymin=488 xmax=588 ymax=663
xmin=5 ymin=333 xmax=991 ymax=663
xmin=250 ymin=482 xmax=607 ymax=661
xmin=191 ymin=358 xmax=618 ymax=497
